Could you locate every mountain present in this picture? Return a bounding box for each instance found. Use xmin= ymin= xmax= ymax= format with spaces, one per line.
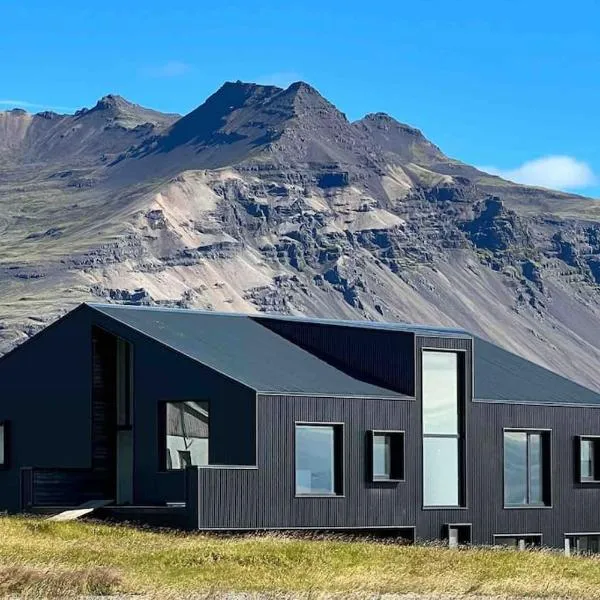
xmin=2 ymin=80 xmax=600 ymax=392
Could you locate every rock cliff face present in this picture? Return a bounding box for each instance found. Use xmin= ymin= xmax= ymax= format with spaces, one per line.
xmin=2 ymin=81 xmax=600 ymax=390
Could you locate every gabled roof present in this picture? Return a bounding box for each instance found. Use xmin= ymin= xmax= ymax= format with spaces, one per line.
xmin=88 ymin=304 xmax=410 ymax=399
xmin=473 ymin=336 xmax=600 ymax=405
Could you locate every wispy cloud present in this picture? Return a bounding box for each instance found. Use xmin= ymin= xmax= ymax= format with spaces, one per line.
xmin=254 ymin=71 xmax=302 ymax=88
xmin=478 ymin=155 xmax=598 ymax=191
xmin=142 ymin=61 xmax=192 ymax=78
xmin=0 ymin=99 xmax=74 ymax=112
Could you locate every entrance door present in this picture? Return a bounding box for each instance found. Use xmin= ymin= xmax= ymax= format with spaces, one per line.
xmin=116 ymin=338 xmax=134 ymax=505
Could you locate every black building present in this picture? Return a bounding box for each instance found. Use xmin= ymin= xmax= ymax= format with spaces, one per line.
xmin=1 ymin=302 xmax=600 ymax=551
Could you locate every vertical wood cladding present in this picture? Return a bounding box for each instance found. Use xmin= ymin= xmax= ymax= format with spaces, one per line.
xmin=194 ymin=394 xmax=417 ymax=529
xmin=255 ymin=318 xmax=416 ymax=396
xmin=191 ymin=333 xmax=600 ymax=548
xmin=193 ymin=396 xmax=600 ymax=544
xmin=92 ymin=327 xmax=117 ymax=478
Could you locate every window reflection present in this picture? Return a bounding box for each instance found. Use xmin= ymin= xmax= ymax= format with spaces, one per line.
xmin=373 ymin=433 xmax=391 ymax=479
xmin=165 ymin=401 xmax=209 ymax=470
xmin=0 ymin=423 xmax=4 ymax=465
xmin=422 ymin=351 xmax=462 ymax=506
xmin=422 ymin=352 xmax=458 ymax=435
xmin=423 ymin=437 xmax=459 ymax=505
xmin=296 ymin=425 xmax=340 ymax=495
xmin=504 ymin=429 xmax=549 ymax=506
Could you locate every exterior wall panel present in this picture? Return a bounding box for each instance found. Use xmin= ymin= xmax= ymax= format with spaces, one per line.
xmin=193 ymin=394 xmax=418 ymax=529
xmin=87 ymin=311 xmax=258 ymax=507
xmin=0 ymin=306 xmax=95 ymax=511
xmin=256 ymin=318 xmax=416 ymax=396
xmin=191 ymin=334 xmax=600 ymax=549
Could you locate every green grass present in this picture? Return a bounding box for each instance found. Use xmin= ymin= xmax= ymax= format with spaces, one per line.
xmin=2 ymin=516 xmax=600 ymax=598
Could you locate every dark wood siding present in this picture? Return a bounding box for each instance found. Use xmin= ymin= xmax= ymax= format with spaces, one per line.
xmin=189 ymin=334 xmax=600 ymax=548
xmin=190 ymin=394 xmax=600 ymax=545
xmin=91 ymin=328 xmax=117 ymax=482
xmin=31 ymin=470 xmax=111 ymax=506
xmin=192 ymin=394 xmax=418 ymax=529
xmin=255 ymin=318 xmax=416 ymax=396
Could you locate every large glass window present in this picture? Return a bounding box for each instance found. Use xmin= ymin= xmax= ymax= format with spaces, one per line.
xmin=423 ymin=437 xmax=459 ymax=505
xmin=295 ymin=424 xmax=343 ymax=495
xmin=371 ymin=431 xmax=404 ymax=481
xmin=422 ymin=351 xmax=463 ymax=507
xmin=164 ymin=402 xmax=209 ymax=470
xmin=504 ymin=430 xmax=550 ymax=506
xmin=422 ymin=352 xmax=459 ymax=435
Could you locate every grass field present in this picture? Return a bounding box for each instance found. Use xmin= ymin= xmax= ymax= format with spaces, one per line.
xmin=1 ymin=516 xmax=600 ymax=598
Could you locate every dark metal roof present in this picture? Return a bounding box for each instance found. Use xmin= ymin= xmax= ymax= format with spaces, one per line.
xmin=251 ymin=313 xmax=470 ymax=338
xmin=474 ymin=336 xmax=600 ymax=405
xmin=88 ymin=304 xmax=409 ymax=399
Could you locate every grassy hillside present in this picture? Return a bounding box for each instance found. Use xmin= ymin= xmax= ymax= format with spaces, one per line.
xmin=1 ymin=517 xmax=600 ymax=598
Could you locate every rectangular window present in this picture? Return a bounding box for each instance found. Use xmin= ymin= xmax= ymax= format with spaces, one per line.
xmin=424 ymin=437 xmax=459 ymax=505
xmin=116 ymin=338 xmax=133 ymax=428
xmin=422 ymin=351 xmax=464 ymax=507
xmin=370 ymin=431 xmax=404 ymax=481
xmin=446 ymin=523 xmax=472 ymax=547
xmin=163 ymin=401 xmax=209 ymax=470
xmin=295 ymin=424 xmax=343 ymax=496
xmin=0 ymin=422 xmax=5 ymax=467
xmin=578 ymin=437 xmax=600 ymax=482
xmin=493 ymin=534 xmax=542 ymax=549
xmin=566 ymin=534 xmax=600 ymax=554
xmin=504 ymin=430 xmax=551 ymax=507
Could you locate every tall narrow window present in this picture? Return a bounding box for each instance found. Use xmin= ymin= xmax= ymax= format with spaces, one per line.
xmin=163 ymin=402 xmax=209 ymax=470
xmin=295 ymin=424 xmax=343 ymax=496
xmin=578 ymin=437 xmax=600 ymax=482
xmin=116 ymin=338 xmax=132 ymax=428
xmin=422 ymin=351 xmax=464 ymax=507
xmin=504 ymin=430 xmax=551 ymax=506
xmin=370 ymin=431 xmax=404 ymax=481
xmin=0 ymin=422 xmax=5 ymax=467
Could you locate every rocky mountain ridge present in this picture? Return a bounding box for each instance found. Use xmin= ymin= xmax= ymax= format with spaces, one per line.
xmin=1 ymin=81 xmax=600 ymax=391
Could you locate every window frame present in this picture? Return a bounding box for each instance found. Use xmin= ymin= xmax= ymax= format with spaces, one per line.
xmin=503 ymin=427 xmax=552 ymax=509
xmin=577 ymin=436 xmax=600 ymax=483
xmin=445 ymin=522 xmax=472 ymax=546
xmin=565 ymin=532 xmax=600 ymax=555
xmin=421 ymin=349 xmax=467 ymax=509
xmin=0 ymin=421 xmax=8 ymax=469
xmin=294 ymin=421 xmax=345 ymax=498
xmin=493 ymin=533 xmax=543 ymax=548
xmin=158 ymin=400 xmax=210 ymax=472
xmin=369 ymin=430 xmax=405 ymax=483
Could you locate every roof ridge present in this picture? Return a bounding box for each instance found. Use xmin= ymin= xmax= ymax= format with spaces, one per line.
xmin=84 ymin=303 xmax=470 ymax=336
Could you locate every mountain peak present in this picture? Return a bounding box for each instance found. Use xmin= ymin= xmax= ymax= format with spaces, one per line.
xmin=356 ymin=112 xmax=446 ymax=165
xmin=361 ymin=112 xmax=425 ymax=137
xmin=286 ymin=80 xmax=319 ymax=94
xmin=71 ymin=94 xmax=179 ymax=130
xmin=92 ymin=94 xmax=135 ymax=112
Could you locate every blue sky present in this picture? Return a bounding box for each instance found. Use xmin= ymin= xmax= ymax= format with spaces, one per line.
xmin=1 ymin=0 xmax=598 ymax=197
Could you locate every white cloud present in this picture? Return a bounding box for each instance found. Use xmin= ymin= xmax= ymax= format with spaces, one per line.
xmin=254 ymin=72 xmax=302 ymax=88
xmin=142 ymin=61 xmax=192 ymax=78
xmin=0 ymin=99 xmax=74 ymax=111
xmin=478 ymin=155 xmax=597 ymax=190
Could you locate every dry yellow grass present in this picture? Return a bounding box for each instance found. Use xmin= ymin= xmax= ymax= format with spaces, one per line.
xmin=1 ymin=516 xmax=600 ymax=598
